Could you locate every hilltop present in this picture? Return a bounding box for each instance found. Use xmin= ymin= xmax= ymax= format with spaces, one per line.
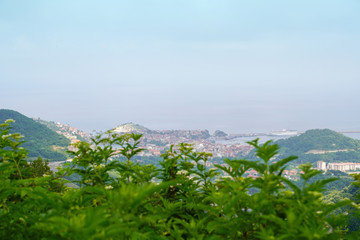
xmin=113 ymin=122 xmax=151 ymax=134
xmin=213 ymin=130 xmax=228 ymax=137
xmin=274 ymin=129 xmax=360 ymax=165
xmin=0 ymin=109 xmax=70 ymax=161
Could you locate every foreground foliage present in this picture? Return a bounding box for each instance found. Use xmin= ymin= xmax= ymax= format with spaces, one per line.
xmin=1 ymin=120 xmax=360 ymax=239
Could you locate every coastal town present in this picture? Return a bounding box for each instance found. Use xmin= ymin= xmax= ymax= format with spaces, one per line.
xmin=35 ymin=120 xmax=360 ymax=180
xmin=35 ymin=120 xmax=256 ymax=158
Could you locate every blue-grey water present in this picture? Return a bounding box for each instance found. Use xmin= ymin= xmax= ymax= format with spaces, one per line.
xmin=343 ymin=133 xmax=360 ymax=140
xmin=216 ymin=135 xmax=294 ymax=145
xmin=217 ymin=132 xmax=360 ymax=145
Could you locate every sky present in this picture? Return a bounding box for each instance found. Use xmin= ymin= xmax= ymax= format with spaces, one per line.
xmin=1 ymin=0 xmax=359 ymax=134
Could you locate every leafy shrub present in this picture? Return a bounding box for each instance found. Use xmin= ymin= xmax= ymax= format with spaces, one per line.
xmin=0 ymin=120 xmax=359 ymax=239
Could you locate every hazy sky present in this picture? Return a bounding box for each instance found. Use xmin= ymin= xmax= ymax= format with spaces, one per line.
xmin=1 ymin=0 xmax=359 ymax=133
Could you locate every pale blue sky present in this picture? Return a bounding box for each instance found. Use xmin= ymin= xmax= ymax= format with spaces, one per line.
xmin=1 ymin=0 xmax=359 ymax=133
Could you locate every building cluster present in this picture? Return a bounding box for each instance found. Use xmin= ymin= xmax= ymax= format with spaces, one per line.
xmin=53 ymin=123 xmax=90 ymax=152
xmin=317 ymin=161 xmax=360 ymax=172
xmin=282 ymin=170 xmax=300 ymax=180
xmin=193 ymin=142 xmax=253 ymax=158
xmin=53 ymin=123 xmax=90 ymax=142
xmin=35 ymin=119 xmax=91 ymax=152
xmin=41 ymin=120 xmax=307 ymax=180
xmin=137 ymin=131 xmax=253 ymax=158
xmin=36 ymin=118 xmax=255 ymax=158
xmin=242 ymin=169 xmax=299 ymax=180
xmin=205 ymin=165 xmax=300 ymax=180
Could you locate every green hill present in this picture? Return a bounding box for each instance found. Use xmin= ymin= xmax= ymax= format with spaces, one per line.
xmin=0 ymin=109 xmax=70 ymax=161
xmin=276 ymin=129 xmax=360 ymax=155
xmin=274 ymin=129 xmax=360 ymax=165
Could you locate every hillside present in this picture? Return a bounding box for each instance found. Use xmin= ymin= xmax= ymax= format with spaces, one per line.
xmin=34 ymin=118 xmax=91 ymax=142
xmin=276 ymin=129 xmax=360 ymax=155
xmin=274 ymin=129 xmax=360 ymax=165
xmin=0 ymin=109 xmax=70 ymax=161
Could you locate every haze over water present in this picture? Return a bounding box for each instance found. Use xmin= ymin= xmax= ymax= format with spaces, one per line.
xmin=218 ymin=132 xmax=360 ymax=145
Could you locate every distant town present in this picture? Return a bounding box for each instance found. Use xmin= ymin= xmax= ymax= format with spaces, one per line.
xmin=32 ymin=119 xmax=360 ymax=181
xmin=34 ymin=119 xmax=360 ymax=160
xmin=35 ymin=120 xmax=303 ymax=158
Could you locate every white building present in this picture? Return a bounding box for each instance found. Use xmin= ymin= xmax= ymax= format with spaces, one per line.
xmin=317 ymin=161 xmax=360 ymax=172
xmin=327 ymin=162 xmax=360 ymax=171
xmin=317 ymin=161 xmax=327 ymax=171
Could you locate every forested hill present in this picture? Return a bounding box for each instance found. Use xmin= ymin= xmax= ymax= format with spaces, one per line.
xmin=0 ymin=109 xmax=70 ymax=161
xmin=274 ymin=129 xmax=360 ymax=165
xmin=276 ymin=129 xmax=360 ymax=155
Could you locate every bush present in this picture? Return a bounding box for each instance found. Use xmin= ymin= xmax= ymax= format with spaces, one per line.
xmin=0 ymin=120 xmax=359 ymax=239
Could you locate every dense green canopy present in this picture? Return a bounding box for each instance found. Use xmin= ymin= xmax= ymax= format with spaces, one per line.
xmin=0 ymin=109 xmax=70 ymax=161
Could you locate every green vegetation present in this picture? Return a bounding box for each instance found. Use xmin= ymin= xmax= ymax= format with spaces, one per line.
xmin=1 ymin=120 xmax=360 ymax=239
xmin=294 ymin=170 xmax=354 ymax=192
xmin=276 ymin=129 xmax=360 ymax=155
xmin=213 ymin=130 xmax=228 ymax=137
xmin=0 ymin=109 xmax=70 ymax=161
xmin=245 ymin=129 xmax=360 ymax=167
xmin=322 ymin=175 xmax=360 ymax=232
xmin=35 ymin=118 xmax=89 ymax=142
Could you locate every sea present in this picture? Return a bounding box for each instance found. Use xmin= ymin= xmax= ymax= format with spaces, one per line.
xmin=216 ymin=132 xmax=360 ymax=145
xmin=342 ymin=133 xmax=360 ymax=140
xmin=216 ymin=135 xmax=295 ymax=145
